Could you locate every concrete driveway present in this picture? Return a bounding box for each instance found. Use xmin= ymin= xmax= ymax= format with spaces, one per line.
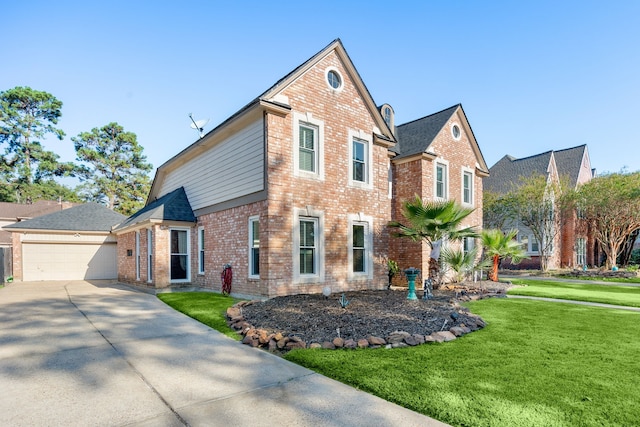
xmin=0 ymin=281 xmax=447 ymax=427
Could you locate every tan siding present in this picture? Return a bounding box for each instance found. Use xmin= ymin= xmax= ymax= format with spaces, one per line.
xmin=159 ymin=119 xmax=264 ymax=210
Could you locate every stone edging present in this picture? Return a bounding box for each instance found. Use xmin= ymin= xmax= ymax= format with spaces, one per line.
xmin=226 ymin=301 xmax=487 ymax=352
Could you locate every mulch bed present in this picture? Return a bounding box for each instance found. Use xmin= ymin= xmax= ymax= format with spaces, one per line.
xmin=239 ymin=281 xmax=514 ymax=345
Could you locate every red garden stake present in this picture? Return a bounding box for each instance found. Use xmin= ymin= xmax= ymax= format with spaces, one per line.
xmin=221 ymin=264 xmax=232 ymax=295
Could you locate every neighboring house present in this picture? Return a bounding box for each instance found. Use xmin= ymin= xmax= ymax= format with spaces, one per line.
xmin=0 ymin=200 xmax=77 ymax=248
xmin=484 ymin=144 xmax=596 ymax=269
xmin=3 ymin=203 xmax=125 ymax=281
xmin=114 ymin=39 xmax=489 ymax=298
xmin=390 ymin=105 xmax=489 ymax=282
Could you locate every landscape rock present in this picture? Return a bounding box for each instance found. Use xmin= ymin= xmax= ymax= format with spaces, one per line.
xmin=332 ymin=337 xmax=344 ymax=348
xmin=321 ymin=341 xmax=336 ymax=349
xmin=367 ymin=336 xmax=386 ymax=346
xmin=449 ymin=326 xmax=466 ymax=337
xmin=412 ymin=334 xmax=425 ymax=345
xmin=226 ymin=307 xmax=241 ymax=318
xmin=344 ymin=339 xmax=357 ymax=349
xmin=433 ymin=331 xmax=457 ymax=342
xmin=309 ymin=343 xmax=322 ymax=349
xmin=357 ymin=339 xmax=370 ymax=349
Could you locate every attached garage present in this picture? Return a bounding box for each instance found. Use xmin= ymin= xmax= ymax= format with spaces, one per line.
xmin=2 ymin=203 xmax=125 ymax=282
xmin=22 ymin=240 xmax=117 ymax=281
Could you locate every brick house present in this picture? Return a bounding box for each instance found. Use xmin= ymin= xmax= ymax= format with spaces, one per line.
xmin=390 ymin=105 xmax=489 ymax=283
xmin=114 ymin=39 xmax=489 ymax=298
xmin=484 ymin=144 xmax=596 ymax=269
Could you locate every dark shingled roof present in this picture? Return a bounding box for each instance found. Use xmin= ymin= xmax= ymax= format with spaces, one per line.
xmin=3 ymin=203 xmax=126 ymax=232
xmin=553 ymin=145 xmax=587 ymax=188
xmin=394 ymin=105 xmax=459 ymax=160
xmin=484 ymin=151 xmax=554 ymax=194
xmin=115 ymin=187 xmax=195 ymax=231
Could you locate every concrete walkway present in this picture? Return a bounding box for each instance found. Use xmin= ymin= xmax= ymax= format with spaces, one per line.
xmin=0 ymin=281 xmax=447 ymax=427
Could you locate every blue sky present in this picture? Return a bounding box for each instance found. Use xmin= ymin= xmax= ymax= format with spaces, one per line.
xmin=4 ymin=1 xmax=639 ymax=180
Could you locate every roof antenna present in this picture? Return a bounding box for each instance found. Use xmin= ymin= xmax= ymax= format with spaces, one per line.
xmin=189 ymin=113 xmax=209 ymax=139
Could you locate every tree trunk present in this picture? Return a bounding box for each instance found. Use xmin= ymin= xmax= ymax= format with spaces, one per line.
xmin=489 ymin=254 xmax=500 ymax=281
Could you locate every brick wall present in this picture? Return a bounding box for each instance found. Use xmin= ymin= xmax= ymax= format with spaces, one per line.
xmin=389 ymin=108 xmax=485 ymax=283
xmin=260 ymin=51 xmax=392 ymax=297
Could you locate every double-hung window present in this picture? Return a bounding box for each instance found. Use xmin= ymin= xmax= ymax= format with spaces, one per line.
xmin=299 ymin=218 xmax=317 ymax=275
xmin=463 ymin=170 xmax=473 ymax=205
xmin=348 ymin=214 xmax=373 ymax=278
xmin=249 ymin=216 xmax=260 ymax=278
xmin=436 ymin=162 xmax=448 ymax=199
xmin=197 ymin=227 xmax=205 ymax=275
xmin=352 ymin=139 xmax=367 ymax=183
xmin=352 ymin=224 xmax=366 ymax=273
xmin=299 ymin=124 xmax=317 ymax=173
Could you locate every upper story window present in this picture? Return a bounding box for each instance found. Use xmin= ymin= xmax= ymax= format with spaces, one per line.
xmin=383 ymin=107 xmax=391 ymax=126
xmin=299 ymin=124 xmax=317 ymax=173
xmin=326 ymin=67 xmax=343 ymax=91
xmin=462 ymin=170 xmax=473 ymax=205
xmin=352 ymin=139 xmax=367 ymax=182
xmin=348 ymin=129 xmax=373 ymax=189
xmin=436 ymin=162 xmax=448 ymax=199
xmin=293 ymin=112 xmax=324 ymax=180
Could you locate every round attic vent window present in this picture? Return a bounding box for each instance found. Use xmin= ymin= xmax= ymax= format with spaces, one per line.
xmin=327 ymin=69 xmax=342 ymax=90
xmin=452 ymin=124 xmax=461 ymax=140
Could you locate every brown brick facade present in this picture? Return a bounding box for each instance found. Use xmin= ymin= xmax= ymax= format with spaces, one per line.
xmin=116 ymin=43 xmax=488 ymax=298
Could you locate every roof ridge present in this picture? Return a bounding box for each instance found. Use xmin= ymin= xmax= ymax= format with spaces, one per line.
xmin=396 ymin=104 xmax=460 ymax=128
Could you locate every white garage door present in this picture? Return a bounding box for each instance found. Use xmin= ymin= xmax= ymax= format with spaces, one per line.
xmin=22 ymin=243 xmax=117 ymax=281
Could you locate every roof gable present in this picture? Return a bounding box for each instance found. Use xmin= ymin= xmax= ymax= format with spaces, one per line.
xmin=394 ymin=105 xmax=458 ymax=160
xmin=115 ymin=187 xmax=195 ymax=232
xmin=552 ymin=144 xmax=589 ymax=188
xmin=147 ymin=39 xmax=395 ymax=203
xmin=3 ymin=203 xmax=126 ymax=232
xmin=485 ymin=151 xmax=555 ymax=194
xmin=393 ymin=104 xmax=489 ymax=174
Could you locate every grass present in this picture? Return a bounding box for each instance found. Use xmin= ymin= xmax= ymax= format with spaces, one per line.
xmin=157 ymin=292 xmax=241 ymax=340
xmin=557 ymin=275 xmax=640 ymax=284
xmin=284 ymin=298 xmax=640 ymax=427
xmin=507 ymin=279 xmax=640 ymax=308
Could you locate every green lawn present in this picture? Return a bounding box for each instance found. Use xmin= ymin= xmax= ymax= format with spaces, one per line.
xmin=157 ymin=292 xmax=241 ymax=340
xmin=285 ymin=299 xmax=640 ymax=427
xmin=507 ymin=279 xmax=640 ymax=307
xmin=558 ymin=275 xmax=640 ymax=284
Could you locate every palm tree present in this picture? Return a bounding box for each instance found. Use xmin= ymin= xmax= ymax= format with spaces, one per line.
xmin=480 ymin=229 xmax=528 ymax=281
xmin=440 ymin=246 xmax=478 ymax=283
xmin=389 ymin=197 xmax=478 ymax=283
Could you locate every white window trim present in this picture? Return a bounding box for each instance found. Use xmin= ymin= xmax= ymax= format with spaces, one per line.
xmin=461 ymin=167 xmax=475 ymax=206
xmin=170 ymin=227 xmax=191 ymax=283
xmin=197 ymin=226 xmax=205 ymax=275
xmin=135 ymin=231 xmax=140 ymax=281
xmin=293 ymin=112 xmax=324 ymax=180
xmin=147 ymin=228 xmax=153 ymax=283
xmin=348 ymin=213 xmax=374 ymax=280
xmin=434 ymin=159 xmax=450 ymax=200
xmin=248 ymin=215 xmax=260 ymax=279
xmin=325 ymin=66 xmax=344 ymax=92
xmin=293 ymin=207 xmax=325 ymax=284
xmin=348 ymin=129 xmax=373 ymax=189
